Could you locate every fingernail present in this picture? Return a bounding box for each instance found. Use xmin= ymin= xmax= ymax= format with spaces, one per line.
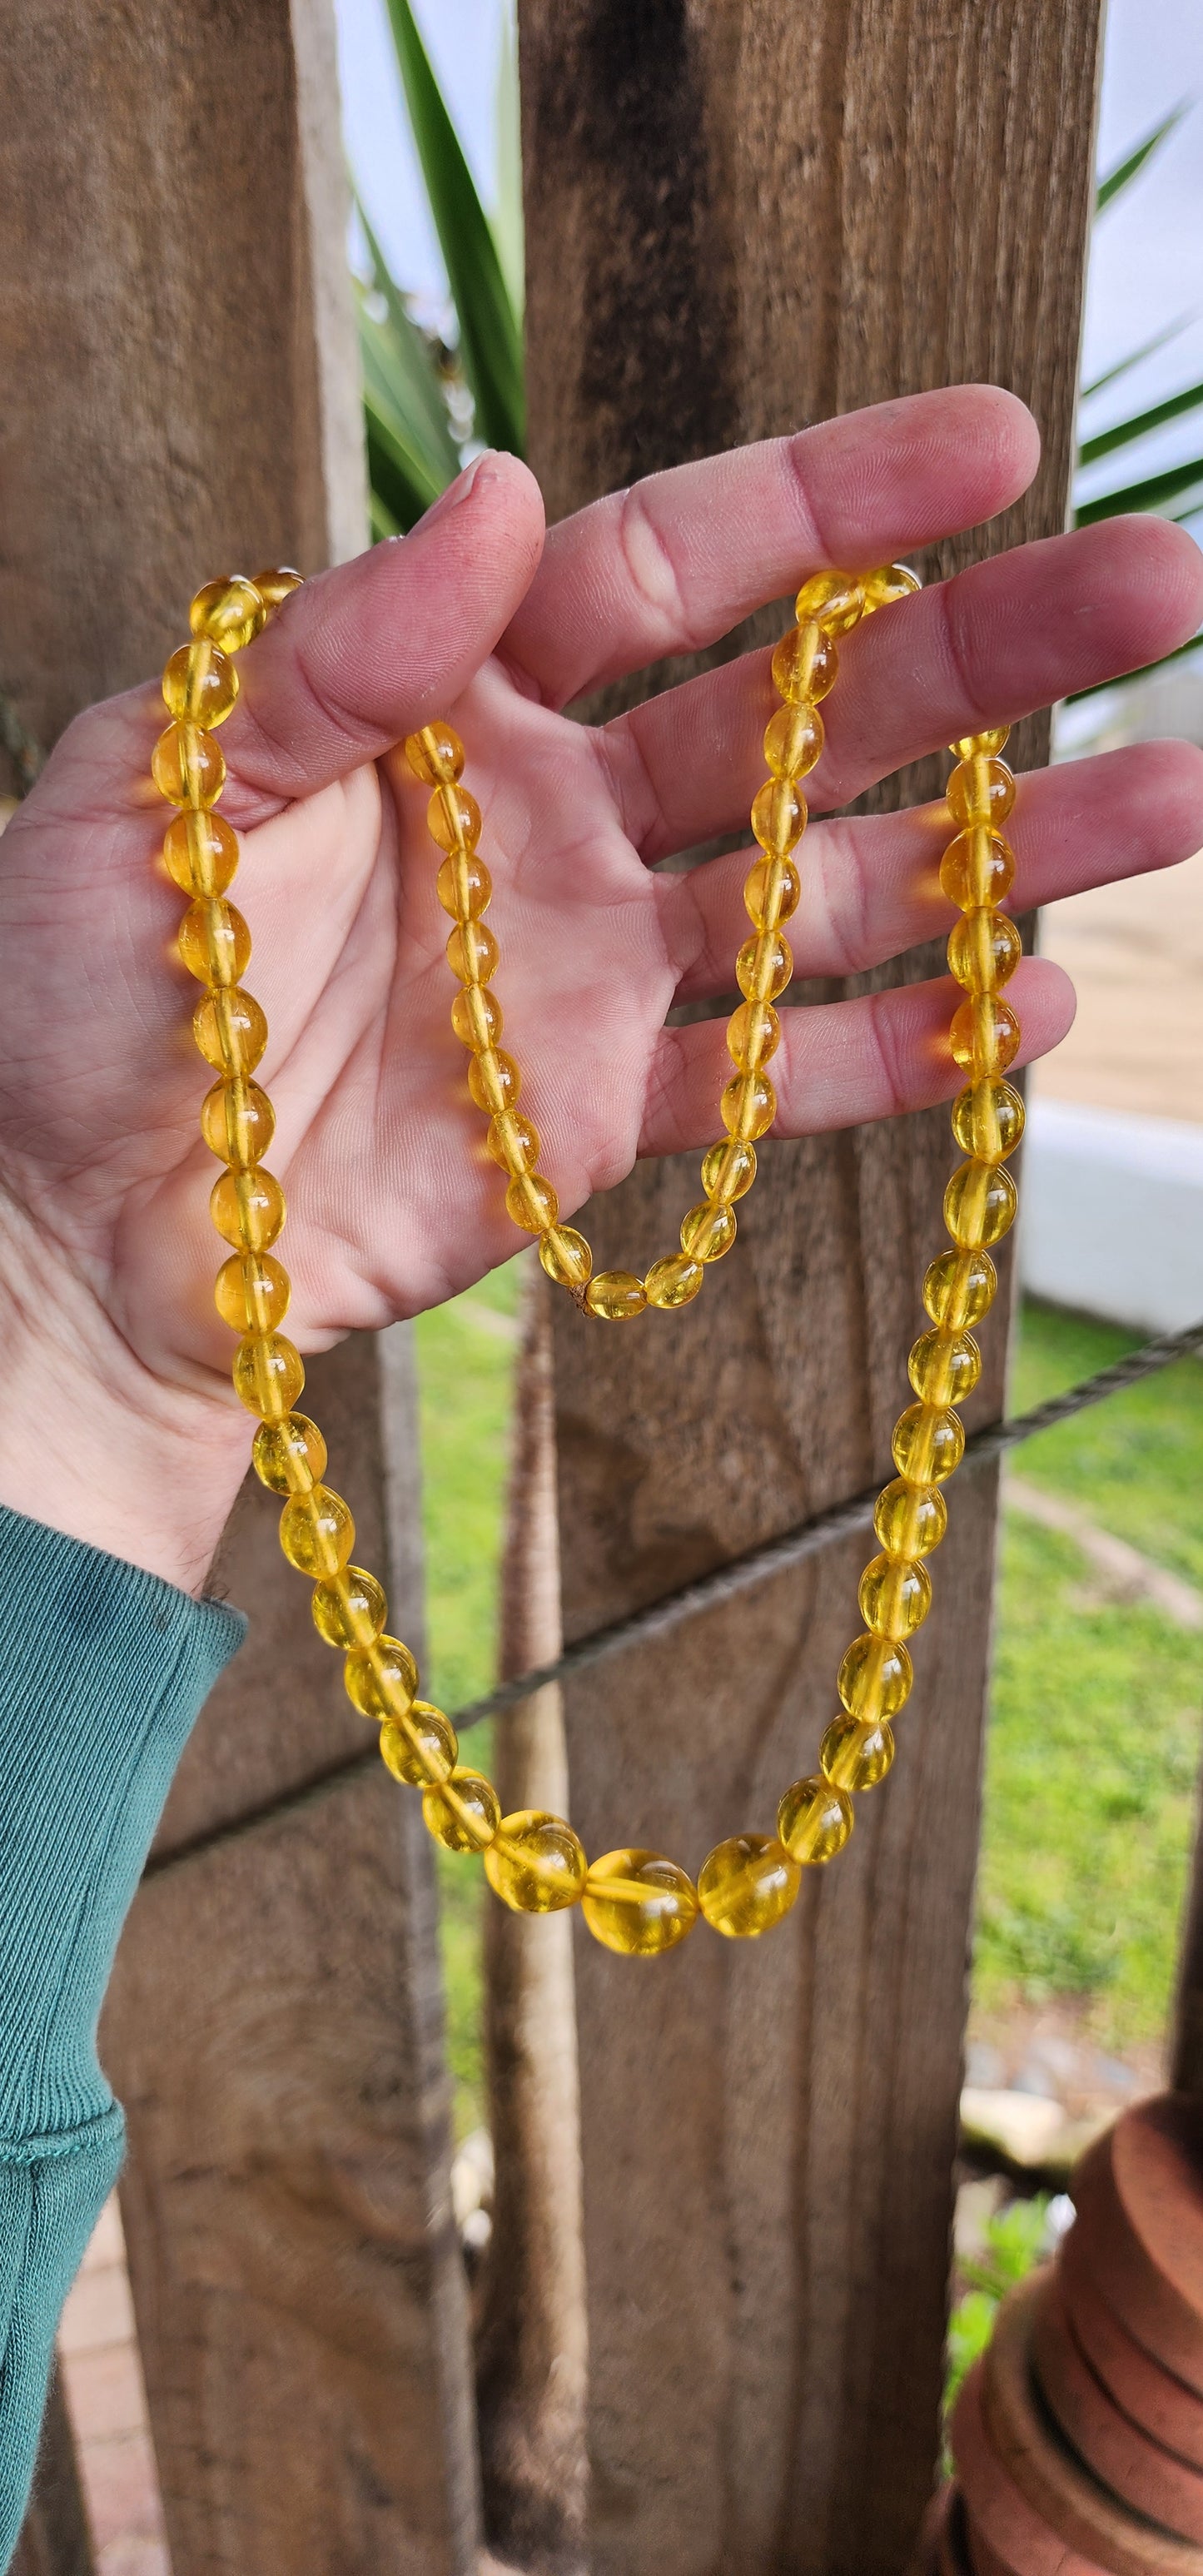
xmin=410 ymin=451 xmax=496 ymax=535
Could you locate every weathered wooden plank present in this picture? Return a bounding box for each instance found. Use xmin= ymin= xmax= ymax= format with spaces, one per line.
xmin=519 ymin=2 xmax=1104 ymax=2568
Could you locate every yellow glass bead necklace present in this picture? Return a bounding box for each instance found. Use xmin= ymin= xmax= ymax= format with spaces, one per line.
xmin=152 ymin=563 xmax=1023 ymax=1953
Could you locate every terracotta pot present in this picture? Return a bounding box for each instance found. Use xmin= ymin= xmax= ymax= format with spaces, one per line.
xmin=950 ymin=2347 xmax=1119 ymax=2576
xmin=1060 ymin=2218 xmax=1203 ymax=2472
xmin=1031 ymin=2269 xmax=1203 ymax=2540
xmin=1070 ymin=2097 xmax=1203 ymax=2394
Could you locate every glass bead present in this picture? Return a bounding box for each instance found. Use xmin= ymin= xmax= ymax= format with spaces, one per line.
xmin=488 ymin=1111 xmax=539 ymax=1175
xmin=468 ymin=1047 xmax=520 ymax=1116
xmin=763 ymin=703 xmax=824 ymax=781
xmin=201 ymin=1078 xmax=275 ymax=1167
xmin=700 ymin=1137 xmax=757 ymax=1203
xmin=152 ymin=720 xmax=226 ymax=810
xmin=873 ymin=1477 xmax=947 ymax=1558
xmin=162 ymin=811 xmax=241 ymax=898
xmin=922 ymin=1247 xmax=997 ymax=1330
xmin=428 ymin=783 xmax=482 ymax=852
xmin=193 ymin=985 xmax=267 ymax=1077
xmin=892 ymin=1401 xmax=965 ymax=1484
xmin=345 ymin=1634 xmax=420 ymax=1722
xmin=771 ymin=622 xmax=838 ymax=704
xmin=777 ymin=1773 xmax=854 ymax=1865
xmin=451 ymin=983 xmax=502 ymax=1050
xmin=437 ymin=849 xmax=491 ymax=920
xmin=189 ymin=574 xmax=267 ymax=651
xmin=907 ymin=1325 xmax=982 ymax=1407
xmin=645 ymin=1252 xmax=704 ymax=1308
xmin=584 ymin=1270 xmax=647 ymax=1320
xmin=736 ymin=931 xmax=793 ymax=1002
xmin=794 ymin=571 xmax=865 ymax=635
xmin=215 ymin=1250 xmax=291 ymax=1334
xmin=380 ymin=1701 xmax=458 ymax=1787
xmin=404 ymin=721 xmax=465 ymax=786
xmin=862 ymin=562 xmax=920 ymax=610
xmin=252 ymin=1411 xmax=327 ymax=1495
xmin=423 ymin=1765 xmax=500 ymax=1851
xmin=946 ymin=758 xmax=1016 ymax=830
xmin=950 ymin=995 xmax=1021 ymax=1079
xmin=944 ymin=1158 xmax=1018 ymax=1249
xmin=721 ymin=1071 xmax=776 ymax=1140
xmin=751 ymin=777 xmax=807 ymax=858
xmin=505 ymin=1172 xmax=559 ymax=1233
xmin=820 ymin=1715 xmax=895 ymax=1793
xmin=162 ymin=640 xmax=239 ymax=729
xmin=211 ymin=1166 xmax=286 ymax=1251
xmin=582 ymin=1848 xmax=698 ymax=1956
xmin=952 ymin=1077 xmax=1025 ymax=1165
xmin=233 ymin=1332 xmax=305 ymax=1420
xmin=743 ymin=853 xmax=802 ymax=932
xmin=311 ymin=1565 xmax=387 ymax=1649
xmin=947 ymin=910 xmax=1022 ymax=994
xmin=858 ymin=1551 xmax=932 ymax=1639
xmin=838 ymin=1631 xmax=912 ymax=1721
xmin=249 ymin=566 xmax=303 ymax=610
xmin=727 ymin=1000 xmax=780 ymax=1071
xmin=680 ymin=1201 xmax=736 ymax=1261
xmin=178 ymin=898 xmax=251 ymax=987
xmin=279 ymin=1483 xmax=355 ymax=1577
xmin=447 ymin=921 xmax=499 ymax=984
xmin=939 ymin=827 xmax=1015 ymax=913
xmin=950 ymin=728 xmax=1010 ymax=759
xmin=484 ymin=1809 xmax=589 ymax=1912
xmin=539 ymin=1225 xmax=593 ymax=1289
xmin=697 ymin=1833 xmax=800 ymax=1938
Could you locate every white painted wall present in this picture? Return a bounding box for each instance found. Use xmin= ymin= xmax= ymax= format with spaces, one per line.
xmin=1019 ymin=1099 xmax=1203 ymax=1332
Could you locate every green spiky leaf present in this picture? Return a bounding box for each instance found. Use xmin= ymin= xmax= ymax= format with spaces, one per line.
xmin=1076 ymin=453 xmax=1203 ymax=526
xmin=1079 ymin=378 xmax=1203 ymax=467
xmin=1096 ymin=102 xmax=1189 ymax=212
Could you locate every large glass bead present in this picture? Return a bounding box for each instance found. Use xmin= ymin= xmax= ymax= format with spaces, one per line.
xmin=215 ymin=1250 xmax=291 ymax=1334
xmin=233 ymin=1332 xmax=305 ymax=1420
xmin=721 ymin=1071 xmax=776 ymax=1140
xmin=584 ymin=1270 xmax=647 ymax=1320
xmin=947 ymin=910 xmax=1022 ymax=994
xmin=947 ymin=756 xmax=1016 ymax=829
xmin=697 ymin=1833 xmax=800 ymax=1937
xmin=950 ymin=995 xmax=1020 ymax=1079
xmin=485 ymin=1809 xmax=588 ymax=1912
xmin=253 ymin=1411 xmax=326 ymax=1495
xmin=700 ymin=1138 xmax=757 ymax=1203
xmin=820 ymin=1715 xmax=895 ymax=1793
xmin=858 ymin=1551 xmax=932 ymax=1639
xmin=952 ymin=1077 xmax=1025 ymax=1164
xmin=944 ymin=1158 xmax=1018 ymax=1249
xmin=873 ymin=1477 xmax=947 ymax=1558
xmin=908 ymin=1325 xmax=982 ymax=1407
xmin=777 ymin=1773 xmax=854 ymax=1865
xmin=487 ymin=1111 xmax=539 ymax=1175
xmin=680 ymin=1201 xmax=736 ymax=1261
xmin=311 ymin=1565 xmax=387 ymax=1649
xmin=162 ymin=640 xmax=239 ymax=729
xmin=423 ymin=1765 xmax=500 ymax=1850
xmin=178 ymin=898 xmax=251 ymax=987
xmin=162 ymin=811 xmax=240 ymax=898
xmin=404 ymin=721 xmax=465 ymax=785
xmin=645 ymin=1252 xmax=704 ymax=1308
xmin=193 ymin=986 xmax=267 ymax=1077
xmin=451 ymin=983 xmax=502 ymax=1050
xmin=763 ymin=703 xmax=824 ymax=781
xmin=950 ymin=728 xmax=1010 ymax=760
xmin=743 ymin=856 xmax=802 ymax=939
xmin=249 ymin=566 xmax=303 ymax=611
xmin=380 ymin=1702 xmax=458 ymax=1787
xmin=539 ymin=1226 xmax=593 ymax=1289
xmin=736 ymin=931 xmax=793 ymax=1002
xmin=862 ymin=563 xmax=921 ymax=610
xmin=211 ymin=1166 xmax=286 ymax=1251
xmin=345 ymin=1635 xmax=420 ymax=1722
xmin=201 ymin=1078 xmax=275 ymax=1167
xmin=447 ymin=921 xmax=500 ymax=984
xmin=152 ymin=721 xmax=226 ymax=810
xmin=428 ymin=783 xmax=482 ymax=852
xmin=583 ymin=1848 xmax=699 ymax=1955
xmin=838 ymin=1632 xmax=912 ymax=1721
xmin=437 ymin=850 xmax=491 ymax=919
xmin=922 ymin=1247 xmax=997 ymax=1330
xmin=190 ymin=574 xmax=267 ymax=651
xmin=939 ymin=828 xmax=1015 ymax=913
xmin=771 ymin=623 xmax=838 ymax=704
xmin=468 ymin=1047 xmax=520 ymax=1116
xmin=892 ymin=1402 xmax=965 ymax=1484
xmin=505 ymin=1172 xmax=559 ymax=1233
xmin=794 ymin=570 xmax=865 ymax=635
xmin=280 ymin=1484 xmax=355 ymax=1577
xmin=751 ymin=778 xmax=807 ymax=858
xmin=727 ymin=1000 xmax=780 ymax=1071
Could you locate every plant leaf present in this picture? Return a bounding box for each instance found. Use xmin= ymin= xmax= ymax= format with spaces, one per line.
xmin=364 ymin=384 xmax=447 ymax=531
xmin=356 ymin=201 xmax=462 ymax=485
xmin=1076 ymin=453 xmax=1203 ymax=525
xmin=1080 ymin=378 xmax=1203 ymax=466
xmin=1096 ymin=102 xmax=1190 ymax=213
xmin=1081 ymin=319 xmax=1191 ymax=404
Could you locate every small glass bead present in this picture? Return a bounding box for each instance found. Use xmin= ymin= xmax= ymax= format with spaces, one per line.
xmin=505 ymin=1172 xmax=559 ymax=1233
xmin=944 ymin=1159 xmax=1018 ymax=1249
xmin=437 ymin=850 xmax=492 ymax=920
xmin=947 ymin=756 xmax=1016 ymax=828
xmin=252 ymin=1412 xmax=327 ymax=1495
xmin=162 ymin=640 xmax=239 ymax=729
xmin=311 ymin=1565 xmax=387 ymax=1649
xmin=162 ymin=811 xmax=241 ymax=898
xmin=485 ymin=1810 xmax=589 ymax=1912
xmin=751 ymin=777 xmax=807 ymax=858
xmin=950 ymin=995 xmax=1021 ymax=1079
xmin=858 ymin=1551 xmax=932 ymax=1639
xmin=250 ymin=566 xmax=303 ymax=610
xmin=743 ymin=854 xmax=802 ymax=932
xmin=539 ymin=1226 xmax=593 ymax=1289
xmin=777 ymin=1774 xmax=854 ymax=1865
xmin=794 ymin=570 xmax=865 ymax=635
xmin=700 ymin=1138 xmax=757 ymax=1203
xmin=201 ymin=1078 xmax=275 ymax=1167
xmin=345 ymin=1635 xmax=420 ymax=1722
xmin=380 ymin=1702 xmax=458 ymax=1787
xmin=210 ymin=1166 xmax=286 ymax=1251
xmin=940 ymin=828 xmax=1015 ymax=913
xmin=862 ymin=562 xmax=921 ymax=610
xmin=736 ymin=931 xmax=793 ymax=1002
xmin=584 ymin=1270 xmax=647 ymax=1320
xmin=215 ymin=1251 xmax=291 ymax=1334
xmin=947 ymin=910 xmax=1022 ymax=995
xmin=680 ymin=1201 xmax=736 ymax=1261
xmin=873 ymin=1477 xmax=947 ymax=1558
xmin=189 ymin=575 xmax=267 ymax=651
xmin=763 ymin=703 xmax=824 ymax=781
xmin=178 ymin=898 xmax=251 ymax=987
xmin=488 ymin=1111 xmax=540 ymax=1176
xmin=645 ymin=1252 xmax=704 ymax=1308
xmin=727 ymin=1000 xmax=780 ymax=1070
xmin=952 ymin=1077 xmax=1025 ymax=1165
xmin=838 ymin=1632 xmax=912 ymax=1721
xmin=820 ymin=1716 xmax=895 ymax=1793
xmin=404 ymin=721 xmax=465 ymax=785
xmin=447 ymin=921 xmax=500 ymax=984
xmin=423 ymin=1765 xmax=500 ymax=1850
xmin=232 ymin=1332 xmax=305 ymax=1420
xmin=451 ymin=984 xmax=502 ymax=1050
xmin=951 ymin=728 xmax=1010 ymax=760
xmin=922 ymin=1247 xmax=997 ymax=1330
xmin=721 ymin=1071 xmax=776 ymax=1140
xmin=279 ymin=1484 xmax=355 ymax=1578
xmin=892 ymin=1402 xmax=965 ymax=1484
xmin=697 ymin=1834 xmax=800 ymax=1938
xmin=428 ymin=783 xmax=482 ymax=852
xmin=583 ymin=1849 xmax=699 ymax=1956
xmin=771 ymin=622 xmax=838 ymax=705
xmin=908 ymin=1325 xmax=982 ymax=1407
xmin=468 ymin=1047 xmax=520 ymax=1116
xmin=152 ymin=721 xmax=226 ymax=810
xmin=193 ymin=986 xmax=267 ymax=1076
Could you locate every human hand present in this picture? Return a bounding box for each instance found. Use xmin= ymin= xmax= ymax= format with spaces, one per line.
xmin=1 ymin=385 xmax=1201 ymax=1588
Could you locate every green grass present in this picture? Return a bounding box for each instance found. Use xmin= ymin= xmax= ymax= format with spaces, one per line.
xmin=1008 ymin=1301 xmax=1203 ymax=1587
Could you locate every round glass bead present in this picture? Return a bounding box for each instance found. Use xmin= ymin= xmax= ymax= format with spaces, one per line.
xmin=680 ymin=1201 xmax=736 ymax=1261
xmin=950 ymin=995 xmax=1021 ymax=1078
xmin=922 ymin=1248 xmax=997 ymax=1330
xmin=873 ymin=1477 xmax=947 ymax=1558
xmin=838 ymin=1632 xmax=912 ymax=1720
xmin=539 ymin=1226 xmax=593 ymax=1289
xmin=279 ymin=1484 xmax=355 ymax=1577
xmin=468 ymin=1047 xmax=520 ymax=1115
xmin=404 ymin=722 xmax=465 ymax=785
xmin=645 ymin=1252 xmax=704 ymax=1308
xmin=892 ymin=1402 xmax=965 ymax=1484
xmin=193 ymin=986 xmax=267 ymax=1076
xmin=152 ymin=721 xmax=226 ymax=810
xmin=311 ymin=1565 xmax=387 ymax=1649
xmin=862 ymin=562 xmax=920 ymax=609
xmin=201 ymin=1078 xmax=275 ymax=1167
xmin=776 ymin=1774 xmax=854 ymax=1866
xmin=249 ymin=566 xmax=303 ymax=611
xmin=951 ymin=728 xmax=1010 ymax=760
xmin=189 ymin=575 xmax=267 ymax=651
xmin=743 ymin=854 xmax=802 ymax=931
xmin=858 ymin=1551 xmax=932 ymax=1639
xmin=162 ymin=811 xmax=240 ymax=898
xmin=505 ymin=1172 xmax=559 ymax=1233
xmin=582 ymin=1848 xmax=699 ymax=1955
xmin=178 ymin=898 xmax=251 ymax=987
xmin=763 ymin=703 xmax=824 ymax=780
xmin=484 ymin=1810 xmax=589 ymax=1912
xmin=700 ymin=1138 xmax=757 ymax=1203
xmin=423 ymin=1765 xmax=501 ymax=1850
xmin=451 ymin=983 xmax=502 ymax=1049
xmin=210 ymin=1166 xmax=286 ymax=1251
xmin=437 ymin=850 xmax=492 ymax=920
xmin=771 ymin=623 xmax=838 ymax=704
xmin=750 ymin=777 xmax=807 ymax=858
xmin=727 ymin=1001 xmax=780 ymax=1070
xmin=820 ymin=1716 xmax=895 ymax=1793
xmin=794 ymin=570 xmax=865 ymax=634
xmin=721 ymin=1071 xmax=776 ymax=1141
xmin=380 ymin=1702 xmax=458 ymax=1787
xmin=162 ymin=640 xmax=239 ymax=729
xmin=233 ymin=1332 xmax=305 ymax=1420
xmin=215 ymin=1251 xmax=291 ymax=1334
xmin=939 ymin=828 xmax=1015 ymax=913
xmin=736 ymin=931 xmax=793 ymax=1002
xmin=907 ymin=1325 xmax=982 ymax=1407
xmin=944 ymin=1159 xmax=1018 ymax=1249
xmin=952 ymin=1078 xmax=1026 ymax=1164
xmin=488 ymin=1111 xmax=539 ymax=1174
xmin=447 ymin=921 xmax=500 ymax=984
xmin=252 ymin=1411 xmax=327 ymax=1495
xmin=947 ymin=757 xmax=1016 ymax=828
xmin=345 ymin=1635 xmax=420 ymax=1722
xmin=697 ymin=1834 xmax=800 ymax=1938
xmin=584 ymin=1270 xmax=647 ymax=1321
xmin=947 ymin=910 xmax=1022 ymax=994
xmin=428 ymin=783 xmax=482 ymax=852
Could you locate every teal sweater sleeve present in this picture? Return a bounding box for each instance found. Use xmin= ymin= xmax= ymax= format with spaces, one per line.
xmin=0 ymin=1504 xmax=245 ymax=2567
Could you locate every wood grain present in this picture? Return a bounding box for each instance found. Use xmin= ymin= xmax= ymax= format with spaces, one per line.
xmin=9 ymin=2369 xmax=94 ymax=2576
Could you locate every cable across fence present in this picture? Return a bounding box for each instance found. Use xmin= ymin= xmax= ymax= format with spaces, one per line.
xmin=147 ymin=1315 xmax=1203 ymax=1878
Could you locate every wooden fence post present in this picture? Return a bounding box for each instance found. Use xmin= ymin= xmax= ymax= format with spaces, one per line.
xmin=517 ymin=3 xmax=1104 ymax=2570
